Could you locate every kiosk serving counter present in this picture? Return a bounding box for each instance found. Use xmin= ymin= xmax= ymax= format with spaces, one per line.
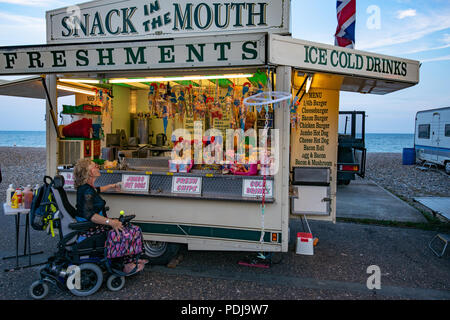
xmin=0 ymin=0 xmax=420 ymax=262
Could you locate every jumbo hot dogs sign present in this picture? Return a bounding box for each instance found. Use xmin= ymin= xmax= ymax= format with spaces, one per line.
xmin=46 ymin=0 xmax=289 ymax=43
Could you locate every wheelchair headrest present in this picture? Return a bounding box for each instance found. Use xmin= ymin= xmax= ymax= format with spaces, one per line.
xmin=53 ymin=175 xmax=65 ymax=189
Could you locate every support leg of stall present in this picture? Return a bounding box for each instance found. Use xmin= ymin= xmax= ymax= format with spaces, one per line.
xmin=275 ymin=66 xmax=292 ymax=253
xmin=45 ymin=75 xmax=58 ymax=178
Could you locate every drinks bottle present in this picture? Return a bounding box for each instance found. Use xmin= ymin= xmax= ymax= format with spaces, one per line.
xmin=11 ymin=191 xmax=19 ymax=209
xmin=6 ymin=184 xmax=14 ymax=206
xmin=24 ymin=185 xmax=33 ymax=209
xmin=15 ymin=188 xmax=23 ymax=207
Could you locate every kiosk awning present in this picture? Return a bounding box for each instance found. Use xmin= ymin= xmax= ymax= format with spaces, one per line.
xmin=268 ymin=35 xmax=420 ymax=95
xmin=0 ymin=76 xmax=75 ymax=99
xmin=0 ymin=34 xmax=420 ymax=96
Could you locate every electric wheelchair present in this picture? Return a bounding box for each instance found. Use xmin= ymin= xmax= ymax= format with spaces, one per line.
xmin=29 ymin=175 xmax=142 ymax=299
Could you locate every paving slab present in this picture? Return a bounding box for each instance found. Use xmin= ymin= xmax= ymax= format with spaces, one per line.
xmin=413 ymin=197 xmax=450 ymax=221
xmin=336 ymin=178 xmax=427 ymax=223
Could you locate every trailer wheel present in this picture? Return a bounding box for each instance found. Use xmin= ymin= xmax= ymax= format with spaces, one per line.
xmin=445 ymin=162 xmax=450 ymax=175
xmin=143 ymin=241 xmax=180 ymax=265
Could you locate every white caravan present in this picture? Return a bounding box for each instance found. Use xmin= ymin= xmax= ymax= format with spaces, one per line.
xmin=415 ymin=107 xmax=450 ymax=174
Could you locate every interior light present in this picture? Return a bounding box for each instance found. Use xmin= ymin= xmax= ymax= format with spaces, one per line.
xmin=305 ymin=75 xmax=313 ymax=93
xmin=57 ymin=85 xmax=96 ymax=96
xmin=59 ymin=79 xmax=101 ymax=84
xmin=109 ymin=74 xmax=254 ymax=84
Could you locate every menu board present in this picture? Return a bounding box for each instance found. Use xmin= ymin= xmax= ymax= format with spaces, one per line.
xmin=290 ymin=87 xmax=339 ymax=169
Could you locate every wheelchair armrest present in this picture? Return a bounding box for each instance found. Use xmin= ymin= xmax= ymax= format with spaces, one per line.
xmin=69 ymin=221 xmax=101 ymax=231
xmin=120 ymin=215 xmax=135 ymax=224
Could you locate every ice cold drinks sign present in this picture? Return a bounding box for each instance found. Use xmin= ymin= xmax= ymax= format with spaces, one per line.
xmin=122 ymin=175 xmax=150 ymax=192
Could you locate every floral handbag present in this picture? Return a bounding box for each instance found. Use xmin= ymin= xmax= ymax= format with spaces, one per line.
xmin=105 ymin=224 xmax=144 ymax=259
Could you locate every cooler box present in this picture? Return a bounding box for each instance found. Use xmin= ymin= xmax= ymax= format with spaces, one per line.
xmin=402 ymin=148 xmax=416 ymax=165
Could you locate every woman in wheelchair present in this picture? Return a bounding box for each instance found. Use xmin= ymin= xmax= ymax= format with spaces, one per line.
xmin=74 ymin=159 xmax=147 ymax=273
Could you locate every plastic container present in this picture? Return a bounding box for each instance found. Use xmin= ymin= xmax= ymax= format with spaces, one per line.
xmin=11 ymin=191 xmax=19 ymax=209
xmin=23 ymin=185 xmax=33 ymax=209
xmin=402 ymin=148 xmax=416 ymax=165
xmin=296 ymin=232 xmax=314 ymax=256
xmin=15 ymin=188 xmax=23 ymax=207
xmin=6 ymin=184 xmax=14 ymax=206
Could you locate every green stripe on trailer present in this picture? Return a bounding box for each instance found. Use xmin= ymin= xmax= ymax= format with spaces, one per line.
xmin=134 ymin=222 xmax=281 ymax=244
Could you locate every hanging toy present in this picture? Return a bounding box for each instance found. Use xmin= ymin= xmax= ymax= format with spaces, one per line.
xmin=177 ymin=89 xmax=186 ymax=120
xmin=156 ymin=83 xmax=166 ymax=118
xmin=240 ymin=82 xmax=251 ymax=130
xmin=162 ymin=104 xmax=168 ymax=134
xmin=148 ymin=83 xmax=157 ymax=116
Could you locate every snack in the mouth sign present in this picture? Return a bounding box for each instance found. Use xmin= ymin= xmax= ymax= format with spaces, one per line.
xmin=122 ymin=175 xmax=150 ymax=192
xmin=46 ymin=0 xmax=289 ymax=44
xmin=243 ymin=179 xmax=273 ymax=198
xmin=172 ymin=177 xmax=202 ymax=195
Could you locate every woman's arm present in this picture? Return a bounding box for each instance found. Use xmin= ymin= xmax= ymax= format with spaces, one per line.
xmin=99 ymin=183 xmax=121 ymax=193
xmin=91 ymin=213 xmax=123 ymax=232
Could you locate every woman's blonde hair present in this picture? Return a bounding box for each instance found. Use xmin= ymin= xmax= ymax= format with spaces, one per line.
xmin=73 ymin=158 xmax=93 ymax=189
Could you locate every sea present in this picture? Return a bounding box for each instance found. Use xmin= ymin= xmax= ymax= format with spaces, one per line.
xmin=0 ymin=131 xmax=415 ymax=153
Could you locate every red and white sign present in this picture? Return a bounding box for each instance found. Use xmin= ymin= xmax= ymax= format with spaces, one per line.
xmin=242 ymin=179 xmax=273 ymax=198
xmin=122 ymin=175 xmax=150 ymax=192
xmin=172 ymin=177 xmax=202 ymax=195
xmin=60 ymin=172 xmax=75 ymax=189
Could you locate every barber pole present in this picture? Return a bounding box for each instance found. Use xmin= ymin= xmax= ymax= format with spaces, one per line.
xmin=335 ymin=0 xmax=356 ymax=49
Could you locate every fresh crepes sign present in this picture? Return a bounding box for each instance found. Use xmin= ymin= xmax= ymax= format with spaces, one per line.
xmin=46 ymin=0 xmax=289 ymax=44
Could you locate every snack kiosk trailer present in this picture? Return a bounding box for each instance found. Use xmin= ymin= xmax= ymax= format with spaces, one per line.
xmin=0 ymin=0 xmax=420 ymax=264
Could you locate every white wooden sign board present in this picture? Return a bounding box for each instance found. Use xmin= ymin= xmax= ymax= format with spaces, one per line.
xmin=46 ymin=0 xmax=290 ymax=44
xmin=0 ymin=33 xmax=266 ymax=75
xmin=242 ymin=179 xmax=273 ymax=198
xmin=172 ymin=176 xmax=202 ymax=195
xmin=122 ymin=174 xmax=150 ymax=192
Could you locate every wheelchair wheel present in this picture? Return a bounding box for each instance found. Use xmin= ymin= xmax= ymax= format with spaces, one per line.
xmin=29 ymin=281 xmax=49 ymax=300
xmin=106 ymin=275 xmax=125 ymax=292
xmin=69 ymin=263 xmax=103 ymax=297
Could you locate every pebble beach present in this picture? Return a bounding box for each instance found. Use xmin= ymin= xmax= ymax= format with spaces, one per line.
xmin=365 ymin=153 xmax=450 ymax=205
xmin=0 ymin=147 xmax=448 ymax=206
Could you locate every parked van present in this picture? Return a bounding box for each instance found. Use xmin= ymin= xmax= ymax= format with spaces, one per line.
xmin=415 ymin=107 xmax=450 ymax=174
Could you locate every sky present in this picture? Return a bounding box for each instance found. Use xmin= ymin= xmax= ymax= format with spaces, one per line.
xmin=0 ymin=0 xmax=449 ymax=133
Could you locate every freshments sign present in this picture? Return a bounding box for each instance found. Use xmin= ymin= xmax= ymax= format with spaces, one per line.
xmin=0 ymin=33 xmax=265 ymax=75
xmin=46 ymin=0 xmax=289 ymax=44
xmin=122 ymin=175 xmax=150 ymax=192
